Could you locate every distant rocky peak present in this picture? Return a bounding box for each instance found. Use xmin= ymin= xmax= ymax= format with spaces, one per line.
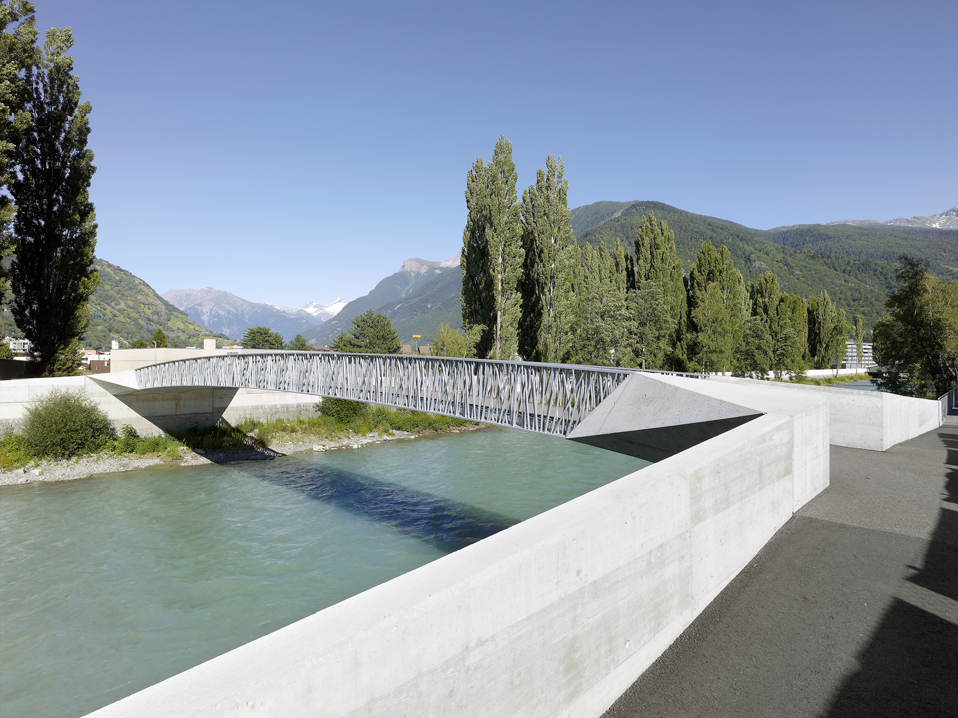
xmin=400 ymin=254 xmax=461 ymax=275
xmin=828 ymin=206 xmax=958 ymax=230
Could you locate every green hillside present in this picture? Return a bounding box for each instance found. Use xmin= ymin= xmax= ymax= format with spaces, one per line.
xmin=763 ymin=224 xmax=958 ymax=279
xmin=575 ymin=201 xmax=908 ymax=327
xmin=379 ymin=268 xmax=463 ymax=346
xmin=83 ymin=259 xmax=229 ymax=349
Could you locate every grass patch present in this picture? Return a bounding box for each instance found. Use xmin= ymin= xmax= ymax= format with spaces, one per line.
xmin=781 ymin=373 xmax=873 ymax=387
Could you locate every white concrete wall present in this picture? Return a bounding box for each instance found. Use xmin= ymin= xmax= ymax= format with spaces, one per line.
xmin=0 ymin=377 xmax=321 ymax=435
xmin=710 ymin=375 xmax=940 ymax=451
xmin=86 ymin=393 xmax=828 ymax=718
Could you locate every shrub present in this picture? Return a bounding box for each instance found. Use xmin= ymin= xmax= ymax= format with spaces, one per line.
xmin=21 ymin=389 xmax=116 ymax=459
xmin=319 ymin=398 xmax=370 ymax=424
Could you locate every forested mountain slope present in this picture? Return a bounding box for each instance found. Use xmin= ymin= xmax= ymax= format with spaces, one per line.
xmin=573 ymin=201 xmax=952 ymax=327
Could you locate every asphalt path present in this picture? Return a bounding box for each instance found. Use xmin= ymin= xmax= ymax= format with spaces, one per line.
xmin=603 ymin=414 xmax=957 ymax=718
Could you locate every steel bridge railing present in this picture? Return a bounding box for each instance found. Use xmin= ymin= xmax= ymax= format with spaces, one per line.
xmin=135 ymin=353 xmax=653 ymax=436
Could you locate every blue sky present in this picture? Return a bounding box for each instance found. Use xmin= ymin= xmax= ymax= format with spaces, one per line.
xmin=31 ymin=0 xmax=957 ymax=308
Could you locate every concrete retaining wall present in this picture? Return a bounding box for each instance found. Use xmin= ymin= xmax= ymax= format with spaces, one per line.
xmin=87 ymin=387 xmax=828 ymax=717
xmin=710 ymin=375 xmax=940 ymax=451
xmin=0 ymin=377 xmax=322 ymax=435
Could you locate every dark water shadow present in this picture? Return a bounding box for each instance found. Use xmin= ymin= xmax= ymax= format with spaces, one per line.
xmin=254 ymin=461 xmax=518 ymax=553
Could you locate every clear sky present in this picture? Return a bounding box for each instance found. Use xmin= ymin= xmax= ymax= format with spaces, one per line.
xmin=30 ymin=0 xmax=958 ymax=308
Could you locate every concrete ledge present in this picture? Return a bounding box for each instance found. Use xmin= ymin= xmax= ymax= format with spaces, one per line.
xmin=709 ymin=375 xmax=940 ymax=450
xmin=85 ymin=387 xmax=828 ymax=717
xmin=0 ymin=377 xmax=321 ymax=435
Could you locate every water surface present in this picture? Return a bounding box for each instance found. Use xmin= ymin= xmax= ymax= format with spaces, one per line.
xmin=0 ymin=428 xmax=645 ymax=717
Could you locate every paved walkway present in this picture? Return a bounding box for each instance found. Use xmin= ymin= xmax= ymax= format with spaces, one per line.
xmin=604 ymin=415 xmax=957 ymax=718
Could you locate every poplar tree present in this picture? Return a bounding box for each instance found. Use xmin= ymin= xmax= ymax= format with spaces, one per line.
xmin=519 ymin=154 xmax=576 ymax=363
xmin=807 ymin=290 xmax=847 ymax=372
xmin=629 ymin=212 xmax=686 ymax=369
xmin=461 ymin=136 xmax=522 ymax=360
xmin=10 ymin=27 xmax=97 ymax=376
xmin=575 ymin=240 xmax=632 ymax=366
xmin=687 ymin=242 xmax=747 ymax=373
xmin=0 ymin=0 xmax=36 ymax=297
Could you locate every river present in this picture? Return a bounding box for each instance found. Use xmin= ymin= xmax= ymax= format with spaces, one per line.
xmin=0 ymin=428 xmax=646 ymax=718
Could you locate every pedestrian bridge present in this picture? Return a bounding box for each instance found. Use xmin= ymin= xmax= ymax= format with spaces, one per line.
xmin=97 ymin=351 xmax=765 ymax=462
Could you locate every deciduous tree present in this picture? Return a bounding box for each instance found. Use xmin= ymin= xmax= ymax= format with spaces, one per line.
xmin=0 ymin=0 xmax=36 ymax=298
xmin=873 ymin=257 xmax=958 ymax=397
xmin=10 ymin=27 xmax=97 ymax=376
xmin=461 ymin=136 xmax=522 ymax=360
xmin=518 ymin=154 xmax=576 ymax=363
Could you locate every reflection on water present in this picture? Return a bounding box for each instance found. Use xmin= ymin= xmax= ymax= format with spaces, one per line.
xmin=0 ymin=428 xmax=645 ymax=718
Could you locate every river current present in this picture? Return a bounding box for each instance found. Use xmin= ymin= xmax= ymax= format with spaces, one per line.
xmin=0 ymin=428 xmax=646 ymax=717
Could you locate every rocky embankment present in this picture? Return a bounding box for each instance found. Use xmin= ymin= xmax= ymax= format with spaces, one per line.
xmin=0 ymin=427 xmax=480 ymax=487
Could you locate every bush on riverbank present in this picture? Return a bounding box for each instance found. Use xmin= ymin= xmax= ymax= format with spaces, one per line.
xmin=22 ymin=390 xmax=116 ymax=460
xmin=777 ymin=373 xmax=872 ymax=387
xmin=0 ymin=401 xmax=475 ymax=471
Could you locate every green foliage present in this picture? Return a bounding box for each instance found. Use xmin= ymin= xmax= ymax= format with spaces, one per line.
xmin=873 ymin=257 xmax=958 ymax=397
xmin=0 ymin=0 xmax=37 ymax=299
xmin=319 ymin=397 xmax=371 ymax=424
xmin=241 ymin=325 xmax=285 ymax=349
xmin=0 ymin=340 xmax=11 ymax=359
xmin=10 ymin=27 xmax=98 ymax=376
xmin=573 ymin=240 xmax=632 ymax=366
xmin=78 ymin=259 xmax=228 ymax=350
xmin=21 ymin=388 xmax=115 ymax=459
xmin=628 ymin=212 xmax=686 ymax=369
xmin=575 ymin=200 xmax=897 ymax=329
xmin=150 ymin=327 xmax=167 ymax=347
xmin=287 ymin=333 xmax=311 ymax=351
xmin=0 ymin=431 xmax=30 ymax=470
xmin=330 ymin=309 xmax=400 ymax=354
xmin=519 ymin=154 xmax=577 ymax=363
xmin=461 ymin=135 xmax=522 ymax=359
xmin=432 ymin=322 xmax=481 ymax=358
xmin=687 ymin=242 xmax=747 ymax=373
xmin=128 ymin=337 xmax=147 ymax=349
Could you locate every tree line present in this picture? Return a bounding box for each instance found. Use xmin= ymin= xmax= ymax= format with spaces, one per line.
xmin=457 ymin=136 xmax=855 ymax=376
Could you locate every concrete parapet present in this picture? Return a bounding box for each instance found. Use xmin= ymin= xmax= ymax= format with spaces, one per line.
xmin=709 ymin=375 xmax=940 ymax=450
xmin=0 ymin=376 xmax=321 ymax=435
xmin=85 ymin=383 xmax=829 ymax=718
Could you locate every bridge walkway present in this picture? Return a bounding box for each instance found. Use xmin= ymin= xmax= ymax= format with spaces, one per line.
xmin=603 ymin=409 xmax=958 ymax=718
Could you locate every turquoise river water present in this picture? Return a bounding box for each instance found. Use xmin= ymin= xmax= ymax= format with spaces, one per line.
xmin=0 ymin=428 xmax=646 ymax=718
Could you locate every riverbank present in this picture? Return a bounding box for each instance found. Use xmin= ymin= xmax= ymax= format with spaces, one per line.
xmin=0 ymin=425 xmax=484 ymax=487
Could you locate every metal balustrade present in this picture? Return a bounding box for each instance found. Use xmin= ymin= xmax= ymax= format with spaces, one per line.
xmin=135 ymin=352 xmax=644 ymax=436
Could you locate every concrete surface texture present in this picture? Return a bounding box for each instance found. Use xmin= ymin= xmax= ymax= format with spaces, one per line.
xmin=710 ymin=375 xmax=940 ymax=451
xmin=0 ymin=376 xmax=321 ymax=435
xmin=85 ymin=381 xmax=829 ymax=717
xmin=603 ymin=418 xmax=957 ymax=718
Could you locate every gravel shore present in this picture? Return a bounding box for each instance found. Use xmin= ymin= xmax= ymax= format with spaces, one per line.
xmin=0 ymin=427 xmax=480 ymax=487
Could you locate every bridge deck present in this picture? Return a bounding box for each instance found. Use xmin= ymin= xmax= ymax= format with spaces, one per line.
xmin=604 ymin=415 xmax=958 ymax=718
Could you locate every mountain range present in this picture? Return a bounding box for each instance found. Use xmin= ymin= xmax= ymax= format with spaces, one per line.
xmin=826 ymin=206 xmax=957 ymax=230
xmin=4 ymin=203 xmax=952 ymax=351
xmin=160 ymin=288 xmax=345 ymax=342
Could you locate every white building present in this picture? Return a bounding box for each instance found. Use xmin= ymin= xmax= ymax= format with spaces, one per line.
xmin=841 ymin=340 xmax=874 ymax=371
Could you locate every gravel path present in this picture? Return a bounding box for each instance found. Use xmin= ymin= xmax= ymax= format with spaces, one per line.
xmin=0 ymin=427 xmax=480 ymax=487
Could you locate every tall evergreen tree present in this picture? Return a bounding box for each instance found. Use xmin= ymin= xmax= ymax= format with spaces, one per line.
xmin=242 ymin=326 xmax=285 ymax=350
xmin=460 ymin=136 xmax=522 ymax=360
xmin=330 ymin=310 xmax=400 ymax=354
xmin=0 ymin=1 xmax=36 ymax=297
xmin=10 ymin=27 xmax=97 ymax=376
xmin=518 ymin=154 xmax=576 ymax=363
